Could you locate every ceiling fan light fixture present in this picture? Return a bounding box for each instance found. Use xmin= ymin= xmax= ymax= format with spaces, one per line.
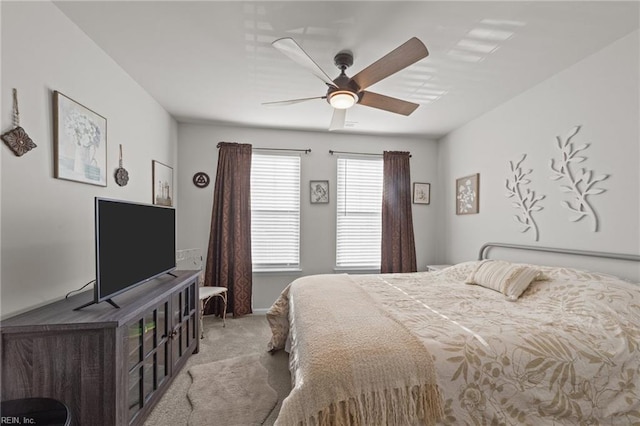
xmin=329 ymin=90 xmax=358 ymax=109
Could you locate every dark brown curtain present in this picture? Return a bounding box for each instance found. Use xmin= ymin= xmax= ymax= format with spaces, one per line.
xmin=204 ymin=142 xmax=253 ymax=317
xmin=381 ymin=151 xmax=417 ymax=273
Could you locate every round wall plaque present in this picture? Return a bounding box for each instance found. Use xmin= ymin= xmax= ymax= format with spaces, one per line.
xmin=115 ymin=167 xmax=129 ymax=186
xmin=193 ymin=172 xmax=210 ymax=188
xmin=114 ymin=145 xmax=129 ymax=186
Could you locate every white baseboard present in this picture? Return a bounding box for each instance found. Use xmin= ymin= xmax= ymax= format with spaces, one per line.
xmin=252 ymin=308 xmax=269 ymax=315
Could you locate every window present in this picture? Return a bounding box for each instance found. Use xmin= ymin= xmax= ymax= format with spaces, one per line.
xmin=336 ymin=157 xmax=383 ymax=269
xmin=250 ymin=153 xmax=300 ymax=270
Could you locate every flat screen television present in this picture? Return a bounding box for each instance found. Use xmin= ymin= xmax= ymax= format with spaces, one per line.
xmin=75 ymin=197 xmax=176 ymax=310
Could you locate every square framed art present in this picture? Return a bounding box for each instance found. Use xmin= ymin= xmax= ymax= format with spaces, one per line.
xmin=413 ymin=182 xmax=430 ymax=204
xmin=310 ymin=180 xmax=329 ymax=204
xmin=456 ymin=173 xmax=479 ymax=215
xmin=53 ymin=91 xmax=107 ymax=186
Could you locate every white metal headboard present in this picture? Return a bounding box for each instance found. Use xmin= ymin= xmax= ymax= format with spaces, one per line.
xmin=479 ymin=242 xmax=640 ymax=263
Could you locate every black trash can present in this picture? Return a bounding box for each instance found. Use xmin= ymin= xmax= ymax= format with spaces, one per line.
xmin=1 ymin=398 xmax=71 ymax=426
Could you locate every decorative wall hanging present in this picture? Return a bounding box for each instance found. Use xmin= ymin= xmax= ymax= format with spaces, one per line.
xmin=53 ymin=91 xmax=107 ymax=186
xmin=1 ymin=88 xmax=36 ymax=157
xmin=114 ymin=144 xmax=129 ymax=186
xmin=505 ymin=154 xmax=545 ymax=241
xmin=153 ymin=160 xmax=173 ymax=206
xmin=456 ymin=173 xmax=479 ymax=215
xmin=310 ymin=180 xmax=329 ymax=204
xmin=549 ymin=125 xmax=608 ymax=232
xmin=412 ymin=182 xmax=430 ymax=204
xmin=193 ymin=172 xmax=210 ymax=188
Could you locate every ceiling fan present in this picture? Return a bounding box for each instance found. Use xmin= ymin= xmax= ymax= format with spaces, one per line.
xmin=264 ymin=37 xmax=429 ymax=131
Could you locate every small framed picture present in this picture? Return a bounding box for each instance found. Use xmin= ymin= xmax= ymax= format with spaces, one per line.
xmin=310 ymin=180 xmax=329 ymax=204
xmin=153 ymin=160 xmax=174 ymax=207
xmin=456 ymin=173 xmax=480 ymax=215
xmin=53 ymin=91 xmax=107 ymax=186
xmin=413 ymin=182 xmax=430 ymax=204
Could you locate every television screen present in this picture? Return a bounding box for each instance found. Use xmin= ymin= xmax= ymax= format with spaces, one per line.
xmin=95 ymin=197 xmax=176 ymax=303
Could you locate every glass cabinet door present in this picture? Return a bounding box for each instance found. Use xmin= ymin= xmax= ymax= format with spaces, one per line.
xmin=127 ymin=301 xmax=169 ymax=424
xmin=156 ymin=303 xmax=168 ymax=386
xmin=170 ymin=282 xmax=198 ymax=370
xmin=171 ymin=291 xmax=182 ymax=363
xmin=128 ymin=319 xmax=144 ymax=421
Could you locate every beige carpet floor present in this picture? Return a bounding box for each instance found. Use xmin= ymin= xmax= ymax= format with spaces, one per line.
xmin=144 ymin=314 xmax=291 ymax=426
xmin=187 ymin=354 xmax=278 ymax=426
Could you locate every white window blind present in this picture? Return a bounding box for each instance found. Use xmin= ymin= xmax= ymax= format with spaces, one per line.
xmin=336 ymin=156 xmax=383 ymax=269
xmin=251 ymin=153 xmax=300 ymax=270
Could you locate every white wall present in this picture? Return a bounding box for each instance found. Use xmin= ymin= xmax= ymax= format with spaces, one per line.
xmin=1 ymin=1 xmax=178 ymax=317
xmin=177 ymin=123 xmax=439 ymax=310
xmin=438 ymin=30 xmax=640 ymax=280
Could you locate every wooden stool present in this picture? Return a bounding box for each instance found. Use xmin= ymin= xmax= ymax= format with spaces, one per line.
xmin=199 ymin=286 xmax=227 ymax=338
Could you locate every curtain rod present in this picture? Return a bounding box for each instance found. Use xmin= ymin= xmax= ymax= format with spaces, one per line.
xmin=254 ymin=147 xmax=311 ymax=154
xmin=329 ymin=150 xmax=411 ymax=158
xmin=216 ymin=143 xmax=310 ymax=154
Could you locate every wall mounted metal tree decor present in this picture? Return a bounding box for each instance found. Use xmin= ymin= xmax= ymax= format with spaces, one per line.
xmin=505 ymin=154 xmax=545 ymax=241
xmin=549 ymin=125 xmax=608 ymax=232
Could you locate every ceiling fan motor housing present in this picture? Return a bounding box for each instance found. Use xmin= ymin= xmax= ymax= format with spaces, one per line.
xmin=334 ymin=51 xmax=354 ymax=70
xmin=327 ymin=50 xmax=361 ymax=108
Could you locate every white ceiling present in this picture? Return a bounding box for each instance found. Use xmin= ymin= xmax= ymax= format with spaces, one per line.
xmin=54 ymin=1 xmax=639 ymax=138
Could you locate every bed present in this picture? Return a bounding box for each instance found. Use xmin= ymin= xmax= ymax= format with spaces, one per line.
xmin=267 ymin=243 xmax=640 ymax=425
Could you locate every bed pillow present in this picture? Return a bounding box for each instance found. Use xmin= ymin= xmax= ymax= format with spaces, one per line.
xmin=466 ymin=260 xmax=540 ymax=300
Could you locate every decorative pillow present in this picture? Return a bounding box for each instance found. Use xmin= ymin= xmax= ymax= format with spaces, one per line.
xmin=466 ymin=260 xmax=540 ymax=300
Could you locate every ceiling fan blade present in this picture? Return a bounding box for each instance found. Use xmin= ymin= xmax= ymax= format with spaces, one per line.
xmin=351 ymin=37 xmax=428 ymax=91
xmin=262 ymin=96 xmax=325 ymax=107
xmin=329 ymin=108 xmax=346 ymax=131
xmin=359 ymin=91 xmax=420 ymax=116
xmin=272 ymin=38 xmax=337 ymax=88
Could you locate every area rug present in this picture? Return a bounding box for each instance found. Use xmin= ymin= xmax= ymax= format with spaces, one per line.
xmin=187 ymin=354 xmax=278 ymax=426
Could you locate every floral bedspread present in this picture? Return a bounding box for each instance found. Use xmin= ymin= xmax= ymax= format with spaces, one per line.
xmin=344 ymin=262 xmax=640 ymax=425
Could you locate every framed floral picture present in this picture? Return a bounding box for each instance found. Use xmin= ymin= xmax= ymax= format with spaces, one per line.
xmin=310 ymin=180 xmax=329 ymax=204
xmin=153 ymin=160 xmax=174 ymax=207
xmin=53 ymin=91 xmax=107 ymax=186
xmin=456 ymin=173 xmax=479 ymax=215
xmin=413 ymin=182 xmax=430 ymax=204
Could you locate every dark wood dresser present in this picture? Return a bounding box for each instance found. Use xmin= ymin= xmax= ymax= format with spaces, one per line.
xmin=1 ymin=270 xmax=200 ymax=426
